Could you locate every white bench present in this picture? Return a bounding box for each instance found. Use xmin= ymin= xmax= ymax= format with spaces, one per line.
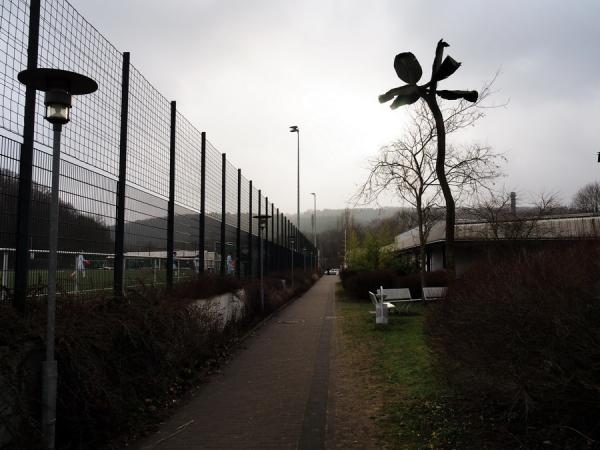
xmin=379 ymin=286 xmax=448 ymax=304
xmin=380 ymin=288 xmax=412 ymax=302
xmin=369 ymin=290 xmax=395 ymax=324
xmin=369 ymin=290 xmax=396 ymax=310
xmin=422 ymin=287 xmax=448 ymax=301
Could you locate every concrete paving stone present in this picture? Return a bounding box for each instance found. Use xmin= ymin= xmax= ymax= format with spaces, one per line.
xmin=136 ymin=276 xmax=338 ymax=450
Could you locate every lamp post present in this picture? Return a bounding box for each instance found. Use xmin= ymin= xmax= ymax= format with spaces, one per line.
xmin=289 ymin=234 xmax=296 ymax=290
xmin=289 ymin=125 xmax=300 ymax=237
xmin=302 ymin=247 xmax=307 ymax=272
xmin=18 ymin=68 xmax=97 ymax=449
xmin=310 ymin=192 xmax=317 ymax=270
xmin=254 ymin=214 xmax=271 ymax=312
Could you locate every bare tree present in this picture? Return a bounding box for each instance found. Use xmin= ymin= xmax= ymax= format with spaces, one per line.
xmin=572 ymin=181 xmax=600 ymax=213
xmin=356 ymin=98 xmax=503 ymax=296
xmin=465 ymin=189 xmax=562 ymax=240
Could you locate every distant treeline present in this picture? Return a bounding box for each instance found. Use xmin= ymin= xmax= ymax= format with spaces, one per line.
xmin=0 ymin=169 xmax=113 ymax=253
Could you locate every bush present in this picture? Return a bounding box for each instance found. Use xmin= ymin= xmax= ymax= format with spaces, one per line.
xmin=170 ymin=273 xmax=243 ymax=300
xmin=1 ymin=272 xmax=320 ymax=449
xmin=244 ymin=271 xmax=317 ymax=317
xmin=57 ymin=291 xmax=228 ymax=448
xmin=425 ymin=245 xmax=600 ymax=446
xmin=340 ymin=269 xmax=446 ymax=300
xmin=340 ymin=269 xmax=398 ymax=299
xmin=0 ymin=292 xmax=226 ymax=449
xmin=395 ymin=271 xmax=447 ymax=299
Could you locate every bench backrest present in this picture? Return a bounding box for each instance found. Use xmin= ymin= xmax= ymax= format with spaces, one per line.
xmin=423 ymin=287 xmax=448 ymax=300
xmin=380 ymin=288 xmax=412 ymax=301
xmin=368 ymin=291 xmax=378 ymax=306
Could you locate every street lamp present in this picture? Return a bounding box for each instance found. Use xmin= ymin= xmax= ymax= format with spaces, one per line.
xmin=289 ymin=234 xmax=296 ymax=290
xmin=18 ymin=68 xmax=97 ymax=449
xmin=289 ymin=125 xmax=300 ymax=235
xmin=310 ymin=192 xmax=317 ymax=270
xmin=302 ymin=247 xmax=307 ymax=272
xmin=254 ymin=214 xmax=271 ymax=312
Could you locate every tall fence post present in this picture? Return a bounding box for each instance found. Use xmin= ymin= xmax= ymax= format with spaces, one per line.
xmin=2 ymin=250 xmax=8 ymax=302
xmin=199 ymin=132 xmax=206 ymax=273
xmin=220 ymin=153 xmax=226 ymax=275
xmin=276 ymin=208 xmax=280 ymax=272
xmin=167 ymin=101 xmax=176 ymax=290
xmin=248 ymin=180 xmax=253 ymax=277
xmin=114 ymin=51 xmax=130 ymax=301
xmin=13 ymin=0 xmax=40 ymax=313
xmin=284 ymin=216 xmax=288 ymax=269
xmin=258 ymin=190 xmax=262 ymax=278
xmin=236 ymin=168 xmax=241 ymax=278
xmin=264 ymin=196 xmax=268 ymax=275
xmin=285 ymin=214 xmax=289 ymax=269
xmin=270 ymin=204 xmax=274 ymax=272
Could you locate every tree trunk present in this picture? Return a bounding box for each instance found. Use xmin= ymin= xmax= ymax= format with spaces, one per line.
xmin=416 ymin=197 xmax=427 ymax=301
xmin=424 ymin=94 xmax=456 ymax=279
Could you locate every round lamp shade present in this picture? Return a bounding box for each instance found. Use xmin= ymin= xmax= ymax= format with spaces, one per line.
xmin=18 ymin=68 xmax=97 ymax=95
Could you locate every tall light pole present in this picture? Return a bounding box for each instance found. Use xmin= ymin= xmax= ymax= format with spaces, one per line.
xmin=289 ymin=125 xmax=300 ymax=239
xmin=254 ymin=214 xmax=271 ymax=312
xmin=310 ymin=192 xmax=317 ymax=270
xmin=18 ymin=68 xmax=97 ymax=449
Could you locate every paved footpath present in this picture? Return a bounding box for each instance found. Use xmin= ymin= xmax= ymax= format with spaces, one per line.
xmin=137 ymin=275 xmax=338 ymax=450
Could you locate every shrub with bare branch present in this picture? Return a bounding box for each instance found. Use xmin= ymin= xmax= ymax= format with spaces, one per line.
xmin=463 ymin=189 xmax=563 ymax=240
xmin=572 ymin=181 xmax=600 ymax=213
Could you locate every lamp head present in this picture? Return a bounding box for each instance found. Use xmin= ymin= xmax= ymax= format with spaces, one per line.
xmin=18 ymin=68 xmax=97 ymax=125
xmin=44 ymin=89 xmax=72 ymax=124
xmin=253 ymin=214 xmax=272 ymax=230
xmin=289 ymin=125 xmax=299 ymax=133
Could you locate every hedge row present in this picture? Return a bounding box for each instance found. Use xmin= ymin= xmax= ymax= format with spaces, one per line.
xmin=340 ymin=268 xmax=447 ymax=300
xmin=426 ymin=244 xmax=600 ymax=447
xmin=0 ymin=271 xmax=319 ymax=449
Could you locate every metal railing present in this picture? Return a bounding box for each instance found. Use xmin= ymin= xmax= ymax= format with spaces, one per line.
xmin=0 ymin=0 xmax=317 ymax=303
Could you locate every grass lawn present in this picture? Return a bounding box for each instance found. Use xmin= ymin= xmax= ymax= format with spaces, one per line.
xmin=335 ymin=283 xmax=492 ymax=449
xmin=1 ymin=267 xmax=196 ymax=296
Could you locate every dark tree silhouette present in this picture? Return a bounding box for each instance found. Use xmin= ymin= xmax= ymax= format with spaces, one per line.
xmin=379 ymin=39 xmax=478 ymax=278
xmin=0 ymin=168 xmax=113 ymax=253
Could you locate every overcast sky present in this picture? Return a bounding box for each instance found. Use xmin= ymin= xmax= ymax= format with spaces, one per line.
xmin=70 ymin=0 xmax=600 ymax=214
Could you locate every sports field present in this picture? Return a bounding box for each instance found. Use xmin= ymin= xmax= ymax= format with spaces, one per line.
xmin=1 ymin=267 xmax=196 ymax=296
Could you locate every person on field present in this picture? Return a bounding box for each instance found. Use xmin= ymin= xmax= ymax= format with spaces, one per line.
xmin=71 ymin=252 xmax=89 ymax=279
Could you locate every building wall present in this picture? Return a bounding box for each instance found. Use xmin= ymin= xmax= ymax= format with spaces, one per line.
xmin=428 ymin=243 xmax=484 ymax=277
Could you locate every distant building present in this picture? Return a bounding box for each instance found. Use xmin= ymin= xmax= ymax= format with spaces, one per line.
xmin=387 ymin=214 xmax=600 ymax=276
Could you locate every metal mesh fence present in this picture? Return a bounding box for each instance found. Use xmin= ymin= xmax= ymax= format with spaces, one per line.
xmin=0 ymin=136 xmax=19 ymax=249
xmin=204 ymin=140 xmax=221 ymax=218
xmin=240 ymin=174 xmax=250 ymax=233
xmin=252 ymin=186 xmax=260 ymax=236
xmin=37 ymin=0 xmax=122 ymax=176
xmin=124 ymin=185 xmax=167 ymax=253
xmin=0 ymin=0 xmax=29 ymax=138
xmin=127 ymin=65 xmax=170 ymax=197
xmin=0 ymin=0 xmax=316 ymax=298
xmin=175 ymin=112 xmax=201 ymax=212
xmin=225 ymin=160 xmax=237 ymax=227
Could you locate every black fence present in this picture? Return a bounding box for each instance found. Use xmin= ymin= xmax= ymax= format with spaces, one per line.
xmin=0 ymin=0 xmax=316 ymax=304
